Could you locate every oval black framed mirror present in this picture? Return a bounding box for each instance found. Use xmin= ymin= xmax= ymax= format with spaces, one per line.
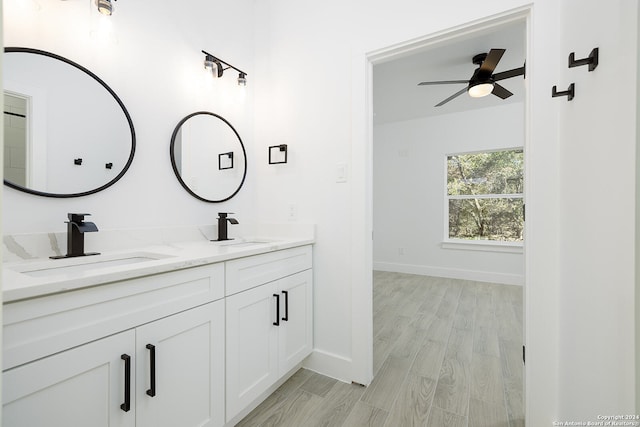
xmin=170 ymin=112 xmax=247 ymax=203
xmin=3 ymin=47 xmax=136 ymax=197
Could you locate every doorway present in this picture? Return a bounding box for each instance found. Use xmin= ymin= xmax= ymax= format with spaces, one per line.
xmin=3 ymin=93 xmax=28 ymax=187
xmin=350 ymin=6 xmax=531 ymax=425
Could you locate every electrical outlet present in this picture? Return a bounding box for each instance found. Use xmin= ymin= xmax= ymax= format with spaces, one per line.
xmin=287 ymin=203 xmax=298 ymax=221
xmin=398 ymin=247 xmax=405 ymax=255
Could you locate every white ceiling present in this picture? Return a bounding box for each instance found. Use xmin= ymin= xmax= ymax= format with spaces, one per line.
xmin=373 ymin=21 xmax=526 ymax=125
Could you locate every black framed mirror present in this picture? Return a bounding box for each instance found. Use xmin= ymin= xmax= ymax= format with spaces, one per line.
xmin=170 ymin=112 xmax=247 ymax=203
xmin=3 ymin=47 xmax=136 ymax=197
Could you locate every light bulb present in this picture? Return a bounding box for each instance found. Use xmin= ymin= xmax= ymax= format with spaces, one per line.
xmin=95 ymin=0 xmax=113 ymax=16
xmin=468 ymin=82 xmax=494 ymax=98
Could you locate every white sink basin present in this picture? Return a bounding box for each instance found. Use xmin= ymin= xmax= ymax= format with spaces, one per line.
xmin=9 ymin=252 xmax=174 ymax=277
xmin=211 ymin=238 xmax=279 ymax=248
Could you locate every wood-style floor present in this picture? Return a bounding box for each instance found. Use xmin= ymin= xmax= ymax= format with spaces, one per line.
xmin=237 ymin=271 xmax=524 ymax=427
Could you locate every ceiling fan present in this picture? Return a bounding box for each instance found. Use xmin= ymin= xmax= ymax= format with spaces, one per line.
xmin=417 ymin=48 xmax=525 ymax=107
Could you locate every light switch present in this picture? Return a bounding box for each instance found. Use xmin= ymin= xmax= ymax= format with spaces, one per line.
xmin=336 ymin=162 xmax=348 ymax=183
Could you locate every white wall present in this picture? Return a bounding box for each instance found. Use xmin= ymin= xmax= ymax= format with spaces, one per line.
xmin=556 ymin=0 xmax=638 ymax=418
xmin=252 ymin=0 xmax=637 ymax=423
xmin=373 ymin=103 xmax=524 ymax=285
xmin=2 ymin=0 xmax=257 ymax=234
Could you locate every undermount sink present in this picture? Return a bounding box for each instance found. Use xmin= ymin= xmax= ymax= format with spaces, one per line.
xmin=212 ymin=238 xmax=279 ymax=248
xmin=10 ymin=252 xmax=174 ymax=278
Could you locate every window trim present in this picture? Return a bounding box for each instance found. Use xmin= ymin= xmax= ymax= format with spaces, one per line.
xmin=444 ymin=148 xmax=524 ymax=245
xmin=441 ymin=239 xmax=524 ymax=254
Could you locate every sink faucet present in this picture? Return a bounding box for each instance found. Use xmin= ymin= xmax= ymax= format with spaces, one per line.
xmin=214 ymin=212 xmax=238 ymax=241
xmin=50 ymin=213 xmax=100 ymax=259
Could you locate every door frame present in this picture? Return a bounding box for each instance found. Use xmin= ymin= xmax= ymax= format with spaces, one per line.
xmin=349 ymin=2 xmax=532 ymax=418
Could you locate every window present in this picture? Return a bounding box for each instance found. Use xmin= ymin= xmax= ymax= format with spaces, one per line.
xmin=446 ymin=149 xmax=524 ymax=243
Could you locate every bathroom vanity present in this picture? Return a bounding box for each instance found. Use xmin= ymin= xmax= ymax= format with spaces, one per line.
xmin=2 ymin=233 xmax=313 ymax=427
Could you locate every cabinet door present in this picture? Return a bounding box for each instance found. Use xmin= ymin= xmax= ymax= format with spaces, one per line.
xmin=3 ymin=330 xmax=135 ymax=427
xmin=136 ymin=301 xmax=225 ymax=427
xmin=278 ymin=270 xmax=313 ymax=374
xmin=225 ymin=282 xmax=279 ymax=422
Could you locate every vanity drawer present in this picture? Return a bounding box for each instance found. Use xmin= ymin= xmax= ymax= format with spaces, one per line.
xmin=225 ymin=245 xmax=312 ymax=296
xmin=3 ymin=263 xmax=224 ymax=371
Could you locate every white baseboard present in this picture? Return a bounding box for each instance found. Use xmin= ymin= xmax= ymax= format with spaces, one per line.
xmin=303 ymin=348 xmax=353 ymax=383
xmin=372 ymin=261 xmax=524 ymax=285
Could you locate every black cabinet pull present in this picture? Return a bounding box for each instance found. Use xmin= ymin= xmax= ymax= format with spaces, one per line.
xmin=120 ymin=354 xmax=131 ymax=412
xmin=273 ymin=294 xmax=280 ymax=326
xmin=146 ymin=344 xmax=156 ymax=397
xmin=282 ymin=290 xmax=289 ymax=321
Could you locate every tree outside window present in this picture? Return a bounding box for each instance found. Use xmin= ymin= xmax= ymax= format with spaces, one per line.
xmin=447 ymin=149 xmax=524 ymax=242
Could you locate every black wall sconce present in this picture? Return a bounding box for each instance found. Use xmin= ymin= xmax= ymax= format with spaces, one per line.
xmin=269 ymin=144 xmax=288 ymax=164
xmin=218 ymin=152 xmax=234 ymax=170
xmin=202 ymin=50 xmax=247 ymax=86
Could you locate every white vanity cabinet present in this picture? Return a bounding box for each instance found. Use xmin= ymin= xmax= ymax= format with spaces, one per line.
xmin=135 ymin=300 xmax=224 ymax=427
xmin=225 ymin=246 xmax=313 ymax=422
xmin=2 ymin=242 xmax=314 ymax=427
xmin=3 ymin=329 xmax=136 ymax=427
xmin=2 ymin=263 xmax=226 ymax=427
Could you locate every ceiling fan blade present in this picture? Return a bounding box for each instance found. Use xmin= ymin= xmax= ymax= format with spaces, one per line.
xmin=478 ymin=48 xmax=506 ymax=77
xmin=435 ymin=87 xmax=468 ymax=107
xmin=491 ymin=83 xmax=513 ymax=99
xmin=418 ymin=80 xmax=469 ymax=86
xmin=493 ymin=65 xmax=526 ymax=81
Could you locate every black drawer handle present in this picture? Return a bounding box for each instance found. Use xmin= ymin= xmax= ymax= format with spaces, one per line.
xmin=146 ymin=344 xmax=156 ymax=397
xmin=273 ymin=294 xmax=280 ymax=326
xmin=120 ymin=354 xmax=131 ymax=412
xmin=282 ymin=290 xmax=289 ymax=321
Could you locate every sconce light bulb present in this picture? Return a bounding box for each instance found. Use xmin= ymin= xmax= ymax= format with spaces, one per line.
xmin=95 ymin=0 xmax=114 ymax=16
xmin=211 ymin=60 xmax=224 ymax=78
xmin=238 ymin=73 xmax=247 ymax=86
xmin=204 ymin=55 xmax=215 ymax=70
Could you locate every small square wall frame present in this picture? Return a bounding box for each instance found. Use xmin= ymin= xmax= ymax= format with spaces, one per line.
xmin=269 ymin=144 xmax=288 ymax=164
xmin=219 ymin=152 xmax=234 ymax=170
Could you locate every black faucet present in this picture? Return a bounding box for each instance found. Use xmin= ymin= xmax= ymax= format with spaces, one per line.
xmin=50 ymin=213 xmax=100 ymax=259
xmin=214 ymin=212 xmax=239 ymax=241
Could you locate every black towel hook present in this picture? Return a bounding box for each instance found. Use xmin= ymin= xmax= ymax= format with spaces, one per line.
xmin=552 ymin=83 xmax=575 ymax=101
xmin=568 ymin=48 xmax=599 ymax=72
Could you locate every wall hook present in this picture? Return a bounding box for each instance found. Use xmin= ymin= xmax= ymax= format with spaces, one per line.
xmin=105 ymin=162 xmax=113 ymax=169
xmin=552 ymin=83 xmax=575 ymax=101
xmin=74 ymin=158 xmax=83 ymax=165
xmin=568 ymin=47 xmax=599 ymax=71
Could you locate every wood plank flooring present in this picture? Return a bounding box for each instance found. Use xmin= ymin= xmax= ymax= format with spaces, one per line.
xmin=237 ymin=272 xmax=524 ymax=427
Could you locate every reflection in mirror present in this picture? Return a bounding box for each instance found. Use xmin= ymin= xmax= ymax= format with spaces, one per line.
xmin=3 ymin=47 xmax=135 ymax=197
xmin=170 ymin=112 xmax=247 ymax=203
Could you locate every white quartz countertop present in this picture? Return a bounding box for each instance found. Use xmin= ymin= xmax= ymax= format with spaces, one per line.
xmin=3 ymin=236 xmax=314 ymax=303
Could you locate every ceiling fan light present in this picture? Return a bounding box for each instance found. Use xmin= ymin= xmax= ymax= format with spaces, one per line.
xmin=468 ymin=81 xmax=494 ymax=98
